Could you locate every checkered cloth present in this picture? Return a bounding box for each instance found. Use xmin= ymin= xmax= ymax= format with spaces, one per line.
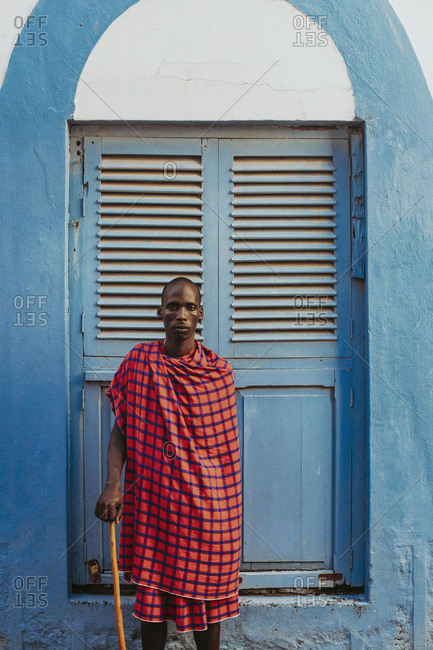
xmin=106 ymin=340 xmax=242 ymax=601
xmin=133 ymin=584 xmax=240 ymax=632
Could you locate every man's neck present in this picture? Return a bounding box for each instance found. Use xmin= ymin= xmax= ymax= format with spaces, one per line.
xmin=164 ymin=337 xmax=195 ymax=358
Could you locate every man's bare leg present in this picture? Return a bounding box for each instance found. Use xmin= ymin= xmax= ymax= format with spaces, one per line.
xmin=193 ymin=622 xmax=220 ymax=650
xmin=141 ymin=621 xmax=167 ymax=650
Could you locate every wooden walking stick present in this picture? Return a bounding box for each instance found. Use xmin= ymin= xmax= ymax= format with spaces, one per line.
xmin=110 ymin=521 xmax=126 ymax=650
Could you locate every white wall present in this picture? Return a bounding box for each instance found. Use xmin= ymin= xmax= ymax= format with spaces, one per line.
xmin=0 ymin=0 xmax=432 ymax=104
xmin=73 ymin=0 xmax=354 ymax=121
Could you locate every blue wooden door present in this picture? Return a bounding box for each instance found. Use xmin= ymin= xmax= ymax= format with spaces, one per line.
xmin=217 ymin=138 xmax=353 ymax=587
xmin=69 ymin=129 xmax=363 ymax=588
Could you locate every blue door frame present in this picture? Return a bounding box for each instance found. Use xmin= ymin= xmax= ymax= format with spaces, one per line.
xmin=68 ymin=124 xmax=365 ymax=590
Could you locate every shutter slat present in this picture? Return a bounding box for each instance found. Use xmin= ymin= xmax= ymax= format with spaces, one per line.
xmin=97 ymin=264 xmax=203 ymax=276
xmin=232 ymin=322 xmax=337 ymax=331
xmin=232 ymin=209 xmax=336 ymax=217
xmin=232 ymin=231 xmax=336 ymax=240
xmin=233 ymin=242 xmax=336 ymax=250
xmin=98 ymin=206 xmax=202 ymax=216
xmin=99 ymin=309 xmax=167 ymax=318
xmin=99 ymin=229 xmax=202 ymax=239
xmin=232 ymin=157 xmax=335 ymax=172
xmin=232 ymin=196 xmax=336 ymax=206
xmin=98 ymin=240 xmax=202 ymax=250
xmin=98 ymin=330 xmax=163 ymax=339
xmin=232 ymin=288 xmax=337 ymax=296
xmin=99 ymin=195 xmax=203 ymax=205
xmin=98 ymin=218 xmax=202 ymax=227
xmin=98 ymin=249 xmax=203 ymax=263
xmin=98 ymin=275 xmax=203 ymax=284
xmin=233 ymin=332 xmax=337 ymax=341
xmin=232 ymin=299 xmax=337 ymax=308
xmin=231 ymin=263 xmax=334 ymax=272
xmin=99 ymin=184 xmax=203 ymax=194
xmin=98 ymin=285 xmax=198 ymax=296
xmin=98 ymin=297 xmax=175 ymax=306
xmin=234 ymin=220 xmax=336 ymax=229
xmin=232 ymin=253 xmax=336 ymax=262
xmin=97 ymin=153 xmax=203 ymax=340
xmin=233 ymin=174 xmax=335 ymax=183
xmin=98 ymin=157 xmax=203 ymax=170
xmin=232 ymin=184 xmax=336 ymax=195
xmin=232 ymin=310 xmax=337 ymax=320
xmin=231 ymin=154 xmax=338 ymax=343
xmin=99 ymin=173 xmax=203 ymax=182
xmin=233 ymin=277 xmax=336 ymax=285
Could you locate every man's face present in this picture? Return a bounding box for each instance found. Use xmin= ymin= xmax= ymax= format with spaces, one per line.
xmin=157 ymin=281 xmax=203 ymax=342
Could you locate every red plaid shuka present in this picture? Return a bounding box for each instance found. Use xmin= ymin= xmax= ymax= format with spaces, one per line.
xmin=106 ymin=340 xmax=242 ymax=602
xmin=133 ymin=585 xmax=240 ymax=632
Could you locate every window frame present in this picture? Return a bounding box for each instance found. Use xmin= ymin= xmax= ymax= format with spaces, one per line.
xmin=68 ymin=123 xmax=366 ymax=591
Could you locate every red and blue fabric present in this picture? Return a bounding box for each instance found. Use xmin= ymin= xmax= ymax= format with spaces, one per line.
xmin=106 ymin=340 xmax=242 ymax=630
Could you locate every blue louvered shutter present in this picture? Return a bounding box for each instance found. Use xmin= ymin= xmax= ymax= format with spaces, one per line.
xmin=218 ymin=138 xmax=350 ymax=359
xmin=82 ymin=138 xmax=205 ymax=358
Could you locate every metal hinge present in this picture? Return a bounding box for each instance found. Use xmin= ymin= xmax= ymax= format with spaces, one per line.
xmin=318 ymin=573 xmax=343 ymax=588
xmin=82 ymin=182 xmax=88 ymax=218
xmin=81 ymin=388 xmax=85 ymax=411
xmin=350 ymin=387 xmax=354 ymax=408
xmin=349 ymin=549 xmax=353 ymax=570
xmin=83 ymin=541 xmax=87 ymax=564
xmin=81 ymin=310 xmax=85 ymax=335
xmin=351 ymin=216 xmax=365 ymax=278
xmin=350 ymin=319 xmax=354 ymax=339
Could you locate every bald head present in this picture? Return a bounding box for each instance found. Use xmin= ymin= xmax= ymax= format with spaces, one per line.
xmin=161 ymin=277 xmax=201 ymax=307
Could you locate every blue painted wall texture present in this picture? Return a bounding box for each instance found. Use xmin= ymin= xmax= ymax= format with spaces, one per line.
xmin=1 ymin=0 xmax=432 ymax=647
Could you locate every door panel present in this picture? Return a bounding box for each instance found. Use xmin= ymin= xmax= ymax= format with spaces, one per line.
xmin=83 ymin=384 xmax=122 ymax=575
xmin=241 ymin=391 xmax=333 ymax=566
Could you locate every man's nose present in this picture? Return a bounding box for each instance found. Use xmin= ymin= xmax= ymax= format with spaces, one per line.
xmin=176 ymin=307 xmax=187 ymax=320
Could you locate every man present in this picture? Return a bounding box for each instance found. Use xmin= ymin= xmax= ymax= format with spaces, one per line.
xmin=95 ymin=277 xmax=242 ymax=650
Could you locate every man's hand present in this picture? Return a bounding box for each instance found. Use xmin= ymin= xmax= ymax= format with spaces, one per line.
xmin=94 ymin=420 xmax=126 ymax=523
xmin=94 ymin=484 xmax=124 ymax=523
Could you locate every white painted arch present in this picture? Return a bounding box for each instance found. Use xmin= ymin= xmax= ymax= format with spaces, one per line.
xmin=74 ymin=0 xmax=355 ymax=121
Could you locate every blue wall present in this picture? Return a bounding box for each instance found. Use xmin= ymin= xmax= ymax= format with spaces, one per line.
xmin=1 ymin=0 xmax=432 ymax=647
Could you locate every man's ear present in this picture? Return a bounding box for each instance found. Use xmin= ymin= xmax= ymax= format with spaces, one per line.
xmin=199 ymin=307 xmax=204 ymax=321
xmin=156 ymin=305 xmax=162 ymax=319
